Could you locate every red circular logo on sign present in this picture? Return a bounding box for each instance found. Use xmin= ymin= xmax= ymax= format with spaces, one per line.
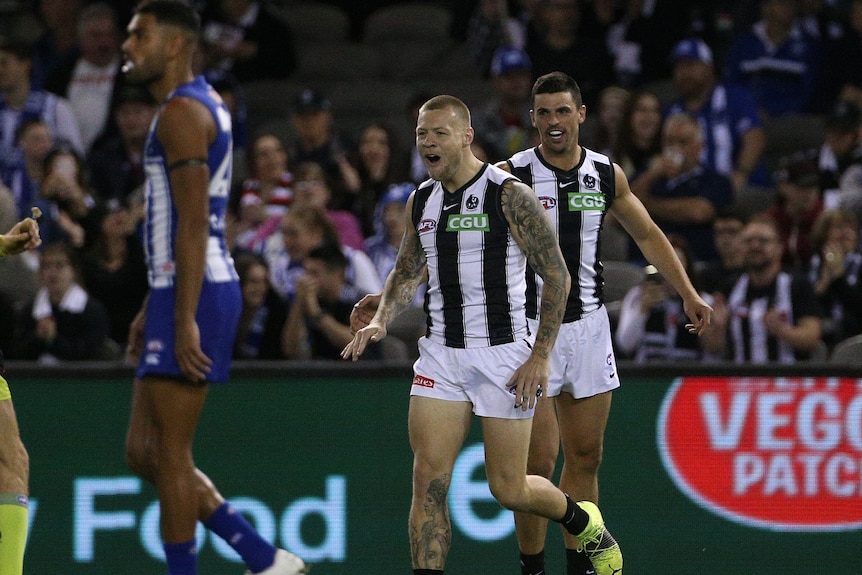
xmin=658 ymin=377 xmax=862 ymax=531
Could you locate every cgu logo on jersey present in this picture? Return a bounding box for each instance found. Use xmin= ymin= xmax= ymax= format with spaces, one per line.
xmin=447 ymin=214 xmax=490 ymax=232
xmin=658 ymin=376 xmax=862 ymax=532
xmin=568 ymin=192 xmax=605 ymax=211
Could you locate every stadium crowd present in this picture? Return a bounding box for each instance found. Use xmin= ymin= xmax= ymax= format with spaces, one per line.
xmin=0 ymin=0 xmax=861 ymax=364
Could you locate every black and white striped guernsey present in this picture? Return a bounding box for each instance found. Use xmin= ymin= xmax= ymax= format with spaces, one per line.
xmin=507 ymin=146 xmax=615 ymax=323
xmin=411 ymin=163 xmax=529 ymax=348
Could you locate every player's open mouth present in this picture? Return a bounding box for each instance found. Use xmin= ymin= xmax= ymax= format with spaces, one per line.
xmin=425 ymin=154 xmax=441 ymax=165
xmin=548 ymin=129 xmax=564 ymax=139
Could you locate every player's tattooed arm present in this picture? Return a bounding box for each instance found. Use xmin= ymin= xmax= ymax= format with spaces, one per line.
xmin=376 ymin=194 xmax=427 ymax=327
xmin=502 ymin=179 xmax=571 ymax=357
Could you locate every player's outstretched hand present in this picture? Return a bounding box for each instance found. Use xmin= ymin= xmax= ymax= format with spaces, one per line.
xmin=350 ymin=293 xmax=381 ymax=334
xmin=341 ymin=322 xmax=387 ymax=362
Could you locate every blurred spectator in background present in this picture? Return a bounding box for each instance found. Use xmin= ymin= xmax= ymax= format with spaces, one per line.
xmin=0 ymin=38 xmax=83 ymax=188
xmin=466 ymin=0 xmax=527 ymax=78
xmin=766 ymin=149 xmax=824 ymax=268
xmin=282 ymin=243 xmax=377 ymax=360
xmin=710 ymin=214 xmax=823 ymax=363
xmin=11 ymin=242 xmax=112 ymax=362
xmin=630 ymin=113 xmax=734 ymax=264
xmin=818 ymin=100 xmax=862 ymax=209
xmin=616 ymin=235 xmax=719 ymax=361
xmin=351 ymin=121 xmax=409 ymax=237
xmin=204 ymin=67 xmax=249 ymax=156
xmin=44 ymin=3 xmax=123 ymax=153
xmin=288 ymin=88 xmax=361 ymax=211
xmin=524 ymin=0 xmax=613 ymax=108
xmin=200 ymin=0 xmax=296 ymax=83
xmin=291 ymin=161 xmax=364 ymax=251
xmin=80 ymin=197 xmax=147 ymax=348
xmin=473 ymin=46 xmax=536 ymax=163
xmin=614 ymin=88 xmax=662 ymax=179
xmin=800 ymin=0 xmax=860 ymax=112
xmin=87 ymin=85 xmax=156 ymax=205
xmin=263 ymin=204 xmax=380 ymax=304
xmin=724 ymin=0 xmax=821 ymax=116
xmin=232 ymin=252 xmax=288 ymax=360
xmin=836 ymin=0 xmax=862 ymax=110
xmin=473 ymin=48 xmax=534 ymax=160
xmin=230 ymin=132 xmax=293 ymax=254
xmin=807 ymin=208 xmax=862 ymax=349
xmin=699 ymin=206 xmax=748 ymax=294
xmin=667 ymin=37 xmax=768 ymax=195
xmin=364 ymin=182 xmax=413 ymax=287
xmin=31 ymin=0 xmax=85 ymax=91
xmin=39 ymin=146 xmax=98 ymax=249
xmin=7 ymin=119 xmax=53 ymax=222
xmin=588 ymin=85 xmax=630 ymax=157
xmin=605 ymin=0 xmax=687 ymax=88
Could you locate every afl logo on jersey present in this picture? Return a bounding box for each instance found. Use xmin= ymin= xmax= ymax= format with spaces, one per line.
xmin=418 ymin=219 xmax=437 ymax=234
xmin=539 ymin=196 xmax=557 ymax=210
xmin=583 ymin=174 xmax=596 ymax=189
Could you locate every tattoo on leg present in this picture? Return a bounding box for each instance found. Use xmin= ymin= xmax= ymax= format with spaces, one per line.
xmin=411 ymin=475 xmax=451 ymax=569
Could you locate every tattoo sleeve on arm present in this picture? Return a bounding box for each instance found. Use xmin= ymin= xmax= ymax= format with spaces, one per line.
xmin=502 ymin=180 xmax=570 ymax=356
xmin=376 ymin=221 xmax=427 ymax=326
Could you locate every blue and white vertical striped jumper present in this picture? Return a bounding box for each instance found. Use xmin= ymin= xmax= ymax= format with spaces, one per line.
xmin=507 ymin=146 xmax=615 ymax=323
xmin=136 ymin=76 xmax=240 ymax=383
xmin=412 ymin=163 xmax=529 ymax=348
xmin=142 ymin=76 xmax=238 ymax=288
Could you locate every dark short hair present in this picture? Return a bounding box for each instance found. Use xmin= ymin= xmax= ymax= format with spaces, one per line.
xmin=306 ymin=243 xmax=347 ymax=271
xmin=532 ymin=72 xmax=583 ymax=108
xmin=135 ymin=0 xmax=200 ymax=35
xmin=0 ymin=37 xmax=32 ymax=61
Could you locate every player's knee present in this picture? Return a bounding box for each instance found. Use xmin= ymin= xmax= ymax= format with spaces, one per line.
xmin=488 ymin=479 xmax=526 ymax=511
xmin=526 ymin=452 xmax=557 ymax=479
xmin=568 ymin=443 xmax=604 ymax=476
xmin=124 ymin=440 xmax=153 ymax=479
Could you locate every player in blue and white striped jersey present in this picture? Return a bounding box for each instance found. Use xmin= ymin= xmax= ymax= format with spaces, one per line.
xmin=120 ymin=2 xmax=304 ymax=575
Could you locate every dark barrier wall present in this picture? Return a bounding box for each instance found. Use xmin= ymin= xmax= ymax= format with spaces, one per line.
xmin=9 ymin=363 xmax=862 ymax=575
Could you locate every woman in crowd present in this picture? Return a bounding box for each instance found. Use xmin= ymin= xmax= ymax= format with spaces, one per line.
xmin=808 ymin=209 xmax=862 ymax=350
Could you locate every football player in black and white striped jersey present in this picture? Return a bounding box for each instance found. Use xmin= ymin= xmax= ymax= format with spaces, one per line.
xmin=498 ymin=72 xmax=714 ymax=575
xmin=344 ymin=94 xmax=626 ymax=575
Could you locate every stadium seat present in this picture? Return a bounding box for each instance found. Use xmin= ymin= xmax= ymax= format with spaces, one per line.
xmin=362 ymin=2 xmax=452 ymax=44
xmin=243 ymin=79 xmax=307 ymax=124
xmin=829 ymin=334 xmax=862 ymax=365
xmin=326 ymin=78 xmax=411 ymax=126
xmin=280 ymin=2 xmax=351 ymax=45
xmin=762 ymin=113 xmax=826 ymax=173
xmin=295 ymin=42 xmax=381 ymax=82
xmin=375 ymin=40 xmax=455 ymax=81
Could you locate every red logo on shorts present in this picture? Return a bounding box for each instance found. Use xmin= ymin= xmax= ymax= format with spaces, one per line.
xmin=412 ymin=375 xmax=435 ymax=388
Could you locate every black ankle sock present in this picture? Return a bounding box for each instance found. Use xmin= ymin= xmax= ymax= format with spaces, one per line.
xmin=414 ymin=570 xmax=444 ymax=575
xmin=520 ymin=550 xmax=546 ymax=575
xmin=566 ymin=547 xmax=596 ymax=575
xmin=559 ymin=494 xmax=589 ymax=536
